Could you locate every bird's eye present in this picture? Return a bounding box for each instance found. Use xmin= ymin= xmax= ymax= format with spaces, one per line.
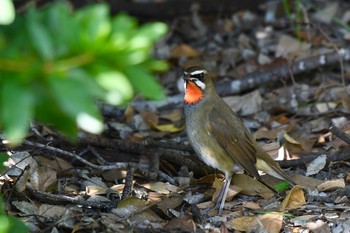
xmin=190 ymin=70 xmax=206 ymax=80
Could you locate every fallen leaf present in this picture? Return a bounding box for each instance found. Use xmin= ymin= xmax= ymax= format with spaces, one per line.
xmin=171 ymin=44 xmax=200 ymax=58
xmin=226 ymin=216 xmax=256 ymax=231
xmin=247 ymin=213 xmax=283 ymax=233
xmin=289 ymin=174 xmax=324 ymax=188
xmin=164 ymin=217 xmax=196 ymax=232
xmin=156 ymin=194 xmax=183 ymax=215
xmin=255 ymin=127 xmax=280 ymax=140
xmin=86 ymin=185 xmax=107 ymax=196
xmin=306 ymin=154 xmax=327 ymax=176
xmin=242 ymin=202 xmax=261 ymax=210
xmin=12 ymin=201 xmax=38 ymax=216
xmin=152 ymin=123 xmax=185 ymax=133
xmin=279 ymin=186 xmax=305 ymax=211
xmin=224 ymin=90 xmax=263 ymax=116
xmin=232 ymin=174 xmax=275 ymax=199
xmin=317 ymin=179 xmax=346 ymax=191
xmin=212 ymin=177 xmax=241 ymax=202
xmin=283 ymin=133 xmax=300 ymax=145
xmin=306 ymin=219 xmax=331 ymax=233
xmin=37 ymin=156 xmax=74 ymax=172
xmin=142 ymin=181 xmax=178 ymax=194
xmin=28 ymin=166 xmax=57 ymax=191
xmin=160 ymin=109 xmax=183 ymax=122
xmin=115 ymin=197 xmax=162 ymax=223
xmin=275 ymin=35 xmax=311 ymax=59
xmin=38 ymin=204 xmax=66 ymax=218
xmin=140 ymin=111 xmax=159 ymax=127
xmin=313 ymin=2 xmax=338 ymax=23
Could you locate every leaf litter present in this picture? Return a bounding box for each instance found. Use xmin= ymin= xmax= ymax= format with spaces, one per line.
xmin=2 ymin=1 xmax=350 ymax=232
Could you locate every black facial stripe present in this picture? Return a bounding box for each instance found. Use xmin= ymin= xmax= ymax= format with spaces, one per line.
xmin=190 ymin=72 xmax=205 ymax=81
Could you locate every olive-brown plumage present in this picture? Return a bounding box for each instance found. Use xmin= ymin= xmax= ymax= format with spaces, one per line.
xmin=183 ymin=66 xmax=295 ymax=215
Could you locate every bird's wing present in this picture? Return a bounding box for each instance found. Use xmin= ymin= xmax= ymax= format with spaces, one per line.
xmin=208 ymin=107 xmax=261 ymax=179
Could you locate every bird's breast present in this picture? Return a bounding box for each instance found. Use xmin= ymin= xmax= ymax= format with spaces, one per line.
xmin=185 ymin=104 xmax=235 ymax=174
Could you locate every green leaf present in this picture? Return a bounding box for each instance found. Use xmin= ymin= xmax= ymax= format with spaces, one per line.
xmin=1 ymin=79 xmax=33 ymax=144
xmin=26 ymin=8 xmax=54 ymax=59
xmin=138 ymin=22 xmax=167 ymax=43
xmin=0 ymin=153 xmax=9 ymax=173
xmin=124 ymin=67 xmax=165 ymax=100
xmin=7 ymin=215 xmax=29 ymax=233
xmin=0 ymin=0 xmax=15 ymax=25
xmin=48 ymin=73 xmax=103 ymax=134
xmin=75 ymin=4 xmax=111 ymax=46
xmin=96 ymin=70 xmax=133 ymax=105
xmin=274 ymin=181 xmax=290 ymax=192
xmin=46 ymin=2 xmax=78 ymax=55
xmin=0 ymin=197 xmax=29 ymax=233
xmin=109 ymin=14 xmax=137 ymax=50
xmin=34 ymin=84 xmax=77 ymax=136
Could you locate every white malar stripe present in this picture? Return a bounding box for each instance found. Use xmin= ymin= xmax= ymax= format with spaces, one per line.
xmin=194 ymin=79 xmax=206 ymax=89
xmin=190 ymin=70 xmax=207 ymax=75
xmin=184 ymin=81 xmax=187 ymax=91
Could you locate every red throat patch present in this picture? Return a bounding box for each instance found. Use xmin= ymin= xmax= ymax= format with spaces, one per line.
xmin=184 ymin=81 xmax=204 ymax=104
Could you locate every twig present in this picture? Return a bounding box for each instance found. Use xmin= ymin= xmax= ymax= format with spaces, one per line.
xmin=216 ymin=49 xmax=350 ymax=96
xmin=21 ymin=140 xmax=177 ymax=185
xmin=121 ymin=165 xmax=135 ymax=200
xmin=329 ymin=125 xmax=350 ymax=145
xmin=26 ymin=186 xmax=117 ymax=209
xmin=278 ymin=148 xmax=350 ymax=168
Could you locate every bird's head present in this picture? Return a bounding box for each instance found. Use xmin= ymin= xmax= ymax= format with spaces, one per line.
xmin=183 ymin=66 xmax=214 ymax=105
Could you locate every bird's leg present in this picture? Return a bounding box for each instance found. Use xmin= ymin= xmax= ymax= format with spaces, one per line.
xmin=217 ymin=175 xmax=232 ymax=216
xmin=203 ymin=174 xmax=232 ymax=217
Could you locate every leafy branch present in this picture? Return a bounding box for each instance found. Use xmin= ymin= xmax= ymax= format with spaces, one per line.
xmin=0 ymin=2 xmax=168 ymax=144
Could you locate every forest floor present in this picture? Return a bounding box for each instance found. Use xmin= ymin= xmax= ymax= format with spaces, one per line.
xmin=2 ymin=0 xmax=350 ymax=232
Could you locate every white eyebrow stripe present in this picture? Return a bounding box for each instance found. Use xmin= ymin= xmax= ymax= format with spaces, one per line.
xmin=190 ymin=70 xmax=206 ymax=75
xmin=194 ymin=79 xmax=206 ymax=89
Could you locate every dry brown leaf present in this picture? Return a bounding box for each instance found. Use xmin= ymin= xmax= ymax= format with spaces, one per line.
xmin=346 ymin=173 xmax=350 ymax=183
xmin=194 ymin=174 xmax=223 ymax=184
xmin=152 ymin=123 xmax=185 ymax=133
xmin=86 ymin=185 xmax=107 ymax=196
xmin=140 ymin=111 xmax=159 ymax=126
xmin=115 ymin=197 xmax=163 ymax=223
xmin=212 ymin=177 xmax=241 ymax=202
xmin=255 ymin=127 xmax=280 ymax=140
xmin=283 ymin=133 xmax=300 ymax=145
xmin=242 ymin=202 xmax=261 ymax=210
xmin=226 ymin=216 xmax=256 ymax=231
xmin=164 ymin=217 xmax=196 ymax=232
xmin=12 ymin=201 xmax=38 ymax=216
xmin=317 ymin=179 xmax=346 ymax=191
xmin=247 ymin=213 xmax=283 ymax=233
xmin=306 ymin=219 xmax=331 ymax=233
xmin=279 ymin=186 xmax=305 ymax=211
xmin=306 ymin=154 xmax=327 ymax=176
xmin=232 ymin=174 xmax=275 ymax=199
xmin=156 ymin=195 xmax=183 ymax=215
xmin=160 ymin=109 xmax=183 ymax=122
xmin=142 ymin=181 xmax=178 ymax=194
xmin=275 ymin=35 xmax=311 ymax=59
xmin=28 ymin=166 xmax=57 ymax=191
xmin=38 ymin=204 xmax=66 ymax=218
xmin=171 ymin=44 xmax=200 ymax=58
xmin=37 ymin=156 xmax=74 ymax=171
xmin=224 ymin=90 xmax=263 ymax=116
xmin=289 ymin=174 xmax=324 ymax=188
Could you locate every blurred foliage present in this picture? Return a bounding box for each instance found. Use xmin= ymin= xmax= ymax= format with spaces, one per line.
xmin=0 ymin=2 xmax=168 ymax=143
xmin=0 ymin=154 xmax=29 ymax=233
xmin=0 ymin=0 xmax=15 ymax=25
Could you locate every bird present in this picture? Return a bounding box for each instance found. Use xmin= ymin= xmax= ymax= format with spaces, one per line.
xmin=182 ymin=66 xmax=295 ymax=216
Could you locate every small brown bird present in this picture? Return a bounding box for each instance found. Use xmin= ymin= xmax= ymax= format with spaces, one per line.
xmin=183 ymin=66 xmax=295 ymax=215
